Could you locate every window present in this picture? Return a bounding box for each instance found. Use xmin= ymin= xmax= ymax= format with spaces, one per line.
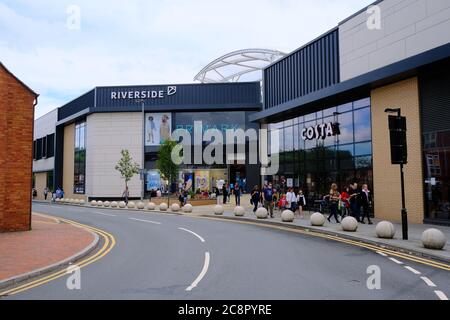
xmin=47 ymin=134 xmax=55 ymax=158
xmin=74 ymin=121 xmax=86 ymax=194
xmin=42 ymin=135 xmax=47 ymax=158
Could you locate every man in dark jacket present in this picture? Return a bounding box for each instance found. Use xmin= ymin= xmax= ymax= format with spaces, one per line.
xmin=349 ymin=182 xmax=361 ymax=222
xmin=360 ymin=184 xmax=373 ymax=224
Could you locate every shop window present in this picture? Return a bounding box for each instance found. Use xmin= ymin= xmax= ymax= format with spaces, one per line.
xmin=354 ymin=107 xmax=371 ymax=142
xmin=337 ymin=102 xmax=352 ymax=113
xmin=42 ymin=135 xmax=47 ymax=158
xmin=355 ymin=142 xmax=372 ymax=156
xmin=74 ymin=121 xmax=86 ymax=194
xmin=284 ymin=126 xmax=293 ymax=152
xmin=337 ymin=112 xmax=353 ymax=145
xmin=47 ymin=134 xmax=55 ymax=158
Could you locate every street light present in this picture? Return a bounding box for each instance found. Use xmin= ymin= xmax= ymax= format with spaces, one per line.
xmin=385 ymin=108 xmax=408 ymax=240
xmin=136 ymin=98 xmax=146 ymax=201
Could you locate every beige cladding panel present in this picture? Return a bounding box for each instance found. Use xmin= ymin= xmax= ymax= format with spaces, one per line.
xmin=371 ymin=77 xmax=424 ymax=224
xmin=86 ymin=112 xmax=143 ymax=198
xmin=34 ymin=172 xmax=47 ymax=200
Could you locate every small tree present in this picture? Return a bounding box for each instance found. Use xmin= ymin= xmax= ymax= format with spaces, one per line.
xmin=115 ymin=149 xmax=140 ymax=192
xmin=156 ymin=140 xmax=179 ymax=205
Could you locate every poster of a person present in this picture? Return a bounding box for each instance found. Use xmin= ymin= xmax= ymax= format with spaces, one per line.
xmin=145 ymin=113 xmax=172 ymax=146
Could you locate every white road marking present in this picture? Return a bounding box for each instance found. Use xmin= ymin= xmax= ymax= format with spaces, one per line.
xmin=186 ymin=252 xmax=210 ymax=291
xmin=376 ymin=251 xmax=388 ymax=257
xmin=178 ymin=227 xmax=205 ymax=243
xmin=404 ymin=266 xmax=421 ymax=275
xmin=421 ymin=276 xmax=437 ymax=287
xmin=129 ymin=218 xmax=161 ymax=225
xmin=389 ymin=257 xmax=403 ymax=265
xmin=434 ymin=290 xmax=448 ymax=300
xmin=91 ymin=211 xmax=116 ymax=217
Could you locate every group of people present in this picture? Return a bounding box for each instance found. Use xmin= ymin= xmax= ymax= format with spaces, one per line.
xmin=325 ymin=182 xmax=373 ymax=224
xmin=250 ymin=183 xmax=307 ymax=218
xmin=213 ymin=181 xmax=243 ymax=206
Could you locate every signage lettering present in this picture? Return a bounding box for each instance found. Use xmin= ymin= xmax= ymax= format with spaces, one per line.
xmin=110 ymin=86 xmax=177 ymax=100
xmin=301 ymin=122 xmax=340 ymax=141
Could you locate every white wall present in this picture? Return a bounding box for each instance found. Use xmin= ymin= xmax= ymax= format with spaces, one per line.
xmin=86 ymin=112 xmax=143 ymax=198
xmin=339 ymin=0 xmax=450 ymax=81
xmin=33 ymin=109 xmax=57 ymax=172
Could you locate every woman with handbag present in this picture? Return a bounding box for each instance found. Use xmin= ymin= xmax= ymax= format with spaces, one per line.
xmin=297 ymin=189 xmax=306 ymax=219
xmin=327 ymin=183 xmax=341 ymax=223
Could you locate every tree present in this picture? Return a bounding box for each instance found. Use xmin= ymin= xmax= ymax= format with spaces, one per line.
xmin=156 ymin=140 xmax=179 ymax=205
xmin=115 ymin=149 xmax=140 ymax=191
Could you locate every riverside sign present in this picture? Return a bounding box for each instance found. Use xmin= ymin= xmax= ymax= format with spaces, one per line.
xmin=110 ymin=86 xmax=177 ymax=100
xmin=301 ymin=122 xmax=340 ymax=141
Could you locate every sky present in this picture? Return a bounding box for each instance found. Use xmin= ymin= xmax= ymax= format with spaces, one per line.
xmin=0 ymin=0 xmax=374 ymax=118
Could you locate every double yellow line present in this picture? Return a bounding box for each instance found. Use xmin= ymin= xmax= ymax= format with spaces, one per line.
xmin=201 ymin=216 xmax=450 ymax=272
xmin=0 ymin=215 xmax=116 ymax=297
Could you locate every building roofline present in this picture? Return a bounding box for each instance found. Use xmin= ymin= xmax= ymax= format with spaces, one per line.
xmin=0 ymin=62 xmax=39 ymax=97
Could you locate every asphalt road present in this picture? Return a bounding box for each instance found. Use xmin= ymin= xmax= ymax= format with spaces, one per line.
xmin=6 ymin=203 xmax=450 ymax=300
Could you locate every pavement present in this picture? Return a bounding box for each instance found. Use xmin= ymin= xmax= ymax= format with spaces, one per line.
xmin=185 ymin=199 xmax=450 ymax=263
xmin=3 ymin=202 xmax=449 ymax=300
xmin=0 ymin=213 xmax=98 ymax=288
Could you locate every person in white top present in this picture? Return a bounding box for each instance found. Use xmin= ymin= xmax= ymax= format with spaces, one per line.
xmin=286 ymin=188 xmax=296 ymax=211
xmin=297 ymin=189 xmax=306 ymax=219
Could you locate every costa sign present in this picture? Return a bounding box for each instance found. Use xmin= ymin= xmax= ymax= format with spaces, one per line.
xmin=301 ymin=122 xmax=340 ymax=141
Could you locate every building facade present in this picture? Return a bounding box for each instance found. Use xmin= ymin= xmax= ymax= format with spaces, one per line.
xmin=251 ymin=0 xmax=450 ymax=225
xmin=0 ymin=62 xmax=38 ymax=232
xmin=48 ymin=82 xmax=261 ymax=201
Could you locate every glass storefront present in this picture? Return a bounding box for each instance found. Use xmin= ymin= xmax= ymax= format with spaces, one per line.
xmin=266 ymin=97 xmax=373 ymax=202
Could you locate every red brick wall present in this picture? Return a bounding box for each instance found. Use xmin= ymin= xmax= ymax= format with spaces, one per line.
xmin=0 ymin=65 xmax=36 ymax=232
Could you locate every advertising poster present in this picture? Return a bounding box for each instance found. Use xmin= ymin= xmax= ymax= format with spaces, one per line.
xmin=147 ymin=170 xmax=161 ymax=191
xmin=183 ymin=172 xmax=193 ymax=191
xmin=195 ymin=171 xmax=210 ymax=191
xmin=145 ymin=113 xmax=172 ymax=146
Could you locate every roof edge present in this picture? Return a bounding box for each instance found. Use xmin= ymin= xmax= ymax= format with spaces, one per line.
xmin=0 ymin=62 xmax=39 ymax=97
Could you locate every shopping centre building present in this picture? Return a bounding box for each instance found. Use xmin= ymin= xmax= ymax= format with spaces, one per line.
xmin=33 ymin=0 xmax=450 ymax=225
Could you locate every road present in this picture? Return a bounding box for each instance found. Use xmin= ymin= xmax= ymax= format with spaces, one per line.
xmin=4 ymin=203 xmax=450 ymax=300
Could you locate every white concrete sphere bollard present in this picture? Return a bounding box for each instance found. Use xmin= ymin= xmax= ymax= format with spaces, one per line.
xmin=96 ymin=201 xmax=103 ymax=207
xmin=74 ymin=199 xmax=80 ymax=205
xmin=214 ymin=205 xmax=224 ymax=215
xmin=103 ymin=201 xmax=110 ymax=208
xmin=256 ymin=207 xmax=268 ymax=219
xmin=66 ymin=198 xmax=72 ymax=204
xmin=71 ymin=199 xmax=76 ymax=204
xmin=90 ymin=200 xmax=97 ymax=207
xmin=341 ymin=216 xmax=358 ymax=232
xmin=137 ymin=201 xmax=145 ymax=210
xmin=171 ymin=203 xmax=180 ymax=212
xmin=159 ymin=203 xmax=168 ymax=211
xmin=146 ymin=202 xmax=156 ymax=210
xmin=110 ymin=201 xmax=118 ymax=208
xmin=422 ymin=228 xmax=447 ymax=250
xmin=183 ymin=203 xmax=193 ymax=213
xmin=79 ymin=199 xmax=85 ymax=206
xmin=127 ymin=201 xmax=135 ymax=209
xmin=376 ymin=221 xmax=396 ymax=239
xmin=281 ymin=210 xmax=295 ymax=222
xmin=310 ymin=212 xmax=326 ymax=226
xmin=55 ymin=198 xmax=61 ymax=203
xmin=118 ymin=201 xmax=126 ymax=208
xmin=233 ymin=206 xmax=245 ymax=217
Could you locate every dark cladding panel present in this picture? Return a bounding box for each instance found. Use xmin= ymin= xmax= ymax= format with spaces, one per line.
xmin=58 ymin=89 xmax=95 ymax=121
xmin=263 ymin=29 xmax=340 ymax=110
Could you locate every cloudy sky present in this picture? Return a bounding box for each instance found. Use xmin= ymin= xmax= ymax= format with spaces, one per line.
xmin=0 ymin=0 xmax=374 ymax=118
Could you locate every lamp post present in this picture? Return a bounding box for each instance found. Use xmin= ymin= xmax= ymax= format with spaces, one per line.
xmin=385 ymin=108 xmax=408 ymax=240
xmin=136 ymin=99 xmax=146 ymax=201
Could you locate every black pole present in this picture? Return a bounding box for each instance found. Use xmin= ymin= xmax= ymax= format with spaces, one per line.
xmin=400 ymin=163 xmax=408 ymax=240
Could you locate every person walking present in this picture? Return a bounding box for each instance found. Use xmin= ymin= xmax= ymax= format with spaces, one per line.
xmin=360 ymin=184 xmax=373 ymax=224
xmin=340 ymin=187 xmax=350 ymax=218
xmin=43 ymin=187 xmax=49 ymax=200
xmin=222 ymin=184 xmax=228 ymax=204
xmin=286 ymin=187 xmax=296 ymax=212
xmin=122 ymin=186 xmax=129 ymax=205
xmin=327 ymin=183 xmax=341 ymax=223
xmin=349 ymin=182 xmax=361 ymax=222
xmin=250 ymin=185 xmax=260 ymax=213
xmin=263 ymin=183 xmax=275 ymax=218
xmin=234 ymin=181 xmax=241 ymax=206
xmin=297 ymin=189 xmax=306 ymax=219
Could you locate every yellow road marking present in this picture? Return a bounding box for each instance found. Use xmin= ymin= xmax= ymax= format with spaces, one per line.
xmin=0 ymin=213 xmax=116 ymax=297
xmin=199 ymin=215 xmax=450 ymax=272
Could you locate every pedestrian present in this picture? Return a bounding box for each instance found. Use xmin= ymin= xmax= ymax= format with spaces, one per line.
xmin=286 ymin=187 xmax=296 ymax=212
xmin=327 ymin=183 xmax=341 ymax=223
xmin=222 ymin=183 xmax=228 ymax=204
xmin=43 ymin=187 xmax=49 ymax=200
xmin=297 ymin=189 xmax=306 ymax=219
xmin=348 ymin=182 xmax=361 ymax=222
xmin=234 ymin=181 xmax=241 ymax=206
xmin=360 ymin=184 xmax=373 ymax=224
xmin=250 ymin=185 xmax=260 ymax=213
xmin=263 ymin=183 xmax=275 ymax=218
xmin=340 ymin=187 xmax=350 ymax=218
xmin=122 ymin=186 xmax=129 ymax=205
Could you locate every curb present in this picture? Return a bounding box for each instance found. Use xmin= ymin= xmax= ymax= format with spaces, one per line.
xmin=196 ymin=214 xmax=450 ymax=265
xmin=34 ymin=201 xmax=450 ymax=265
xmin=0 ymin=228 xmax=100 ymax=290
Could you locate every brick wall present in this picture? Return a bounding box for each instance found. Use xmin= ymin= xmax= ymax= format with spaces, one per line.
xmin=0 ymin=64 xmax=37 ymax=232
xmin=371 ymin=77 xmax=424 ymax=224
